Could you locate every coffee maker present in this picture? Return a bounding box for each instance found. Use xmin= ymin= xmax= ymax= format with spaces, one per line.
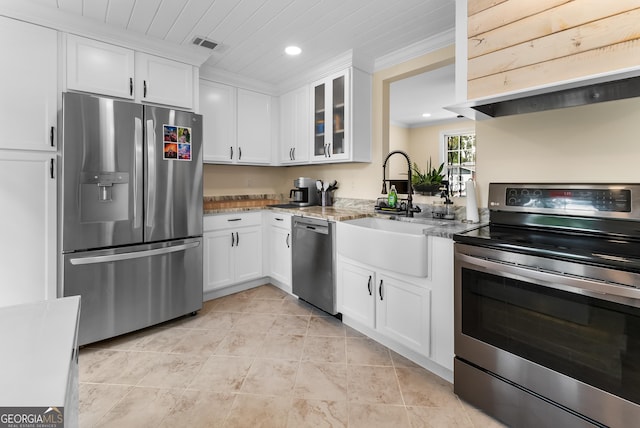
xmin=289 ymin=177 xmax=320 ymax=206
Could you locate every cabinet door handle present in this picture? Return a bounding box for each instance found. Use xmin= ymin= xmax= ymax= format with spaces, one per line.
xmin=231 ymin=232 xmax=235 ymax=247
xmin=327 ymin=143 xmax=331 ymax=158
xmin=292 ymin=147 xmax=296 ymax=160
xmin=238 ymin=147 xmax=242 ymax=160
xmin=129 ymin=77 xmax=133 ymax=96
xmin=367 ymin=275 xmax=372 ymax=296
xmin=50 ymin=126 xmax=54 ymax=147
xmin=379 ymin=279 xmax=383 ymax=301
xmin=324 ymin=144 xmax=328 ymax=157
xmin=286 ymin=233 xmax=290 ymax=248
xmin=230 ymin=146 xmax=233 ymax=160
xmin=236 ymin=231 xmax=239 ymax=246
xmin=50 ymin=158 xmax=55 ymax=179
xmin=143 ymin=80 xmax=147 ymax=98
xmin=289 ymin=148 xmax=293 ymax=160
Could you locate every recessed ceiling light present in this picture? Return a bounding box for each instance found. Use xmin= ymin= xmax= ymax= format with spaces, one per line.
xmin=422 ymin=113 xmax=432 ymax=118
xmin=285 ymin=46 xmax=302 ymax=56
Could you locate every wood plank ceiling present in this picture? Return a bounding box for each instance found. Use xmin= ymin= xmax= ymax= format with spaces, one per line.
xmin=35 ymin=0 xmax=455 ymax=86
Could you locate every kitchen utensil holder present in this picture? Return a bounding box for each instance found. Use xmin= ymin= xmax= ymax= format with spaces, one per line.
xmin=320 ymin=190 xmax=333 ymax=207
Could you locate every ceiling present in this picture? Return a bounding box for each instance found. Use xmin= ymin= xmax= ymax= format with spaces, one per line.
xmin=14 ymin=0 xmax=457 ymax=126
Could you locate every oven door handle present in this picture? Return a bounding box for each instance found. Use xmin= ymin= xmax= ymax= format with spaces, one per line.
xmin=457 ymin=252 xmax=640 ymax=304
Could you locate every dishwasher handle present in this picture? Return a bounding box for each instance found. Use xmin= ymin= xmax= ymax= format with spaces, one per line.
xmin=293 ymin=216 xmax=331 ymax=235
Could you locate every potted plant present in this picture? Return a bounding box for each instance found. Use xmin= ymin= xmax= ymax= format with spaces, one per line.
xmin=412 ymin=158 xmax=445 ymax=195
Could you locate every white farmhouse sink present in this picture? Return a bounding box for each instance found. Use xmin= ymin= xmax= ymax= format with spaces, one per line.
xmin=337 ymin=217 xmax=430 ymax=277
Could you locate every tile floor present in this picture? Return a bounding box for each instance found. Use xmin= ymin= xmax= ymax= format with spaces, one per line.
xmin=79 ymin=284 xmax=505 ymax=427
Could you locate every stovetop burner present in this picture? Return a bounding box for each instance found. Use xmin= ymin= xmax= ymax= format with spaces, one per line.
xmin=454 ymin=183 xmax=640 ymax=274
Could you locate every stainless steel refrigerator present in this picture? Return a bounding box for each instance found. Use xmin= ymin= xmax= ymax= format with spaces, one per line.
xmin=60 ymin=92 xmax=203 ymax=346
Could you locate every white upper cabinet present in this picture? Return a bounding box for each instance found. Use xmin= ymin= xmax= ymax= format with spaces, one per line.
xmin=311 ymin=68 xmax=371 ymax=163
xmin=66 ymin=35 xmax=135 ymax=100
xmin=279 ymin=86 xmax=310 ymax=165
xmin=200 ymin=80 xmax=237 ymax=163
xmin=135 ymin=53 xmax=194 ymax=109
xmin=0 ymin=17 xmax=57 ymax=151
xmin=200 ymin=82 xmax=272 ymax=165
xmin=66 ymin=35 xmax=194 ymax=109
xmin=237 ymin=89 xmax=272 ymax=164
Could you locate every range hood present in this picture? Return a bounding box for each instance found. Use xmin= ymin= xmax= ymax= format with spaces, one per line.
xmin=446 ymin=67 xmax=640 ymax=119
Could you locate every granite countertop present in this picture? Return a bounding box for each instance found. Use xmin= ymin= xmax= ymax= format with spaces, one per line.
xmin=203 ymin=196 xmax=482 ymax=239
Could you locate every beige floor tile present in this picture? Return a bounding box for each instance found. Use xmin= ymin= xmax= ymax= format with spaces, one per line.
xmin=293 ymin=362 xmax=347 ymax=401
xmin=215 ymin=330 xmax=267 ymax=357
xmin=129 ymin=326 xmax=192 ymax=352
xmin=81 ymin=350 xmax=158 ymax=385
xmin=391 ymin=350 xmax=422 ymax=369
xmin=302 ymin=336 xmax=346 ymax=363
xmin=210 ymin=294 xmax=253 ymax=312
xmin=347 ymin=403 xmax=411 ymax=428
xmin=344 ymin=325 xmax=366 ymax=338
xmin=188 ymin=355 xmax=253 ymax=392
xmin=287 ymin=398 xmax=348 ymax=428
xmin=169 ymin=329 xmax=227 ymax=355
xmin=347 ymin=365 xmax=403 ymax=405
xmin=84 ymin=328 xmax=150 ymax=351
xmin=307 ymin=316 xmax=346 ymax=337
xmin=250 ymin=284 xmax=288 ymax=300
xmin=137 ymin=353 xmax=208 ymax=389
xmin=158 ymin=390 xmax=235 ymax=428
xmin=79 ymin=383 xmax=132 ymax=427
xmin=280 ymin=297 xmax=316 ymax=316
xmin=95 ymin=387 xmax=181 ymax=428
xmin=224 ymin=394 xmax=290 ymax=428
xmin=346 ymin=337 xmax=392 ymax=366
xmin=240 ymin=359 xmax=299 ymax=395
xmin=258 ymin=334 xmax=305 ymax=360
xmin=191 ymin=310 xmax=241 ymax=330
xmin=395 ymin=367 xmax=458 ymax=407
xmin=269 ymin=315 xmax=310 ymax=335
xmin=406 ymin=405 xmax=475 ymax=428
xmin=232 ymin=312 xmax=277 ymax=332
xmin=241 ymin=298 xmax=285 ymax=314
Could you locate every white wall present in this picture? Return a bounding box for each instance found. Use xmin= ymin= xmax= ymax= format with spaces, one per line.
xmin=475 ymin=97 xmax=640 ymax=206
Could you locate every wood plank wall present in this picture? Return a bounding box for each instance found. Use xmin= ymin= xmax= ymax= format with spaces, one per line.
xmin=467 ymin=0 xmax=640 ymax=99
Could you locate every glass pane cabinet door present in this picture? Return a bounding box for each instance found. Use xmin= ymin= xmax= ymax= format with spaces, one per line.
xmin=331 ymin=75 xmax=345 ymax=156
xmin=314 ymin=83 xmax=326 ymax=156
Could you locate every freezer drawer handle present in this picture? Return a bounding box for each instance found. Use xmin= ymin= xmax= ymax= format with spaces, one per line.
xmin=69 ymin=241 xmax=200 ymax=265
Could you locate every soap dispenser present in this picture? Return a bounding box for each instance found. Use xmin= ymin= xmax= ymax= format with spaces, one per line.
xmin=388 ymin=185 xmax=398 ymax=208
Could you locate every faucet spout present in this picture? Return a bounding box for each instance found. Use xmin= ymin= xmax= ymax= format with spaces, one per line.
xmin=382 ymin=150 xmax=415 ymax=217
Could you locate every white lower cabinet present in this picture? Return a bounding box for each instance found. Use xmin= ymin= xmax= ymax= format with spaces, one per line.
xmin=338 ymin=236 xmax=454 ymax=373
xmin=338 ymin=257 xmax=430 ymax=355
xmin=0 ymin=151 xmax=56 ymax=307
xmin=203 ymin=213 xmax=263 ymax=292
xmin=376 ymin=274 xmax=430 ymax=355
xmin=266 ymin=212 xmax=292 ymax=291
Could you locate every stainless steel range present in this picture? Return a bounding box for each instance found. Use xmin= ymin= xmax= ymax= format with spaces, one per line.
xmin=454 ymin=183 xmax=640 ymax=428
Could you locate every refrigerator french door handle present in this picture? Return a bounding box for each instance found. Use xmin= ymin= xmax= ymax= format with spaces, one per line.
xmin=133 ymin=117 xmax=143 ymax=228
xmin=69 ymin=241 xmax=200 ymax=265
xmin=145 ymin=119 xmax=156 ymax=228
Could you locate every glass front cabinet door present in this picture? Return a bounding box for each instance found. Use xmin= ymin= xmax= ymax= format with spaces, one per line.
xmin=312 ymin=70 xmax=350 ymax=162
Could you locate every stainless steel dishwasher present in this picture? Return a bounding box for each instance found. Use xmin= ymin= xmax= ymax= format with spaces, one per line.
xmin=292 ymin=216 xmax=337 ymax=315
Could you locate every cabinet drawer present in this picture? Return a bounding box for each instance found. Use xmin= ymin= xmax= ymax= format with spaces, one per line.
xmin=204 ymin=211 xmax=263 ymax=231
xmin=268 ymin=212 xmax=292 ymax=229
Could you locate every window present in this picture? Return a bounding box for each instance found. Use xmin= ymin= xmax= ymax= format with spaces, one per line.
xmin=442 ymin=130 xmax=476 ymax=196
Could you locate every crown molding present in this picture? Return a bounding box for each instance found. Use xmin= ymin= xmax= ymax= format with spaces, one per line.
xmin=374 ymin=29 xmax=455 ymax=72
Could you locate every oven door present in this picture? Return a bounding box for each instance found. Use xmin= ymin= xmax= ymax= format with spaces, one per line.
xmin=454 ymin=243 xmax=640 ymax=428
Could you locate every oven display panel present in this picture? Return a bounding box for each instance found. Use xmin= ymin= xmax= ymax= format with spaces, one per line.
xmin=505 ymin=188 xmax=631 ymax=212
